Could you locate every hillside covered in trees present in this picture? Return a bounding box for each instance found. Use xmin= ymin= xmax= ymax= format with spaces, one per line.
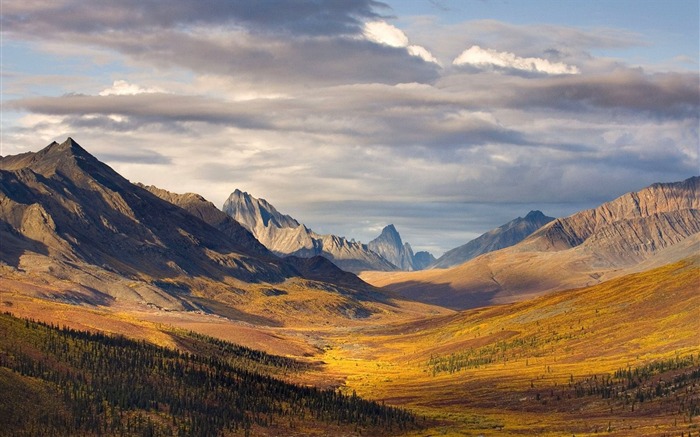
xmin=0 ymin=312 xmax=417 ymax=436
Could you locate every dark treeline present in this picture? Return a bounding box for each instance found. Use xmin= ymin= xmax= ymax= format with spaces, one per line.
xmin=567 ymin=354 xmax=700 ymax=419
xmin=427 ymin=337 xmax=542 ymax=375
xmin=517 ymin=354 xmax=700 ymax=424
xmin=0 ymin=312 xmax=416 ymax=436
xmin=170 ymin=329 xmax=310 ymax=376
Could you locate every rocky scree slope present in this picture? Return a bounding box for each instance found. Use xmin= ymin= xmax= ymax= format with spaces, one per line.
xmin=523 ymin=176 xmax=700 ymax=265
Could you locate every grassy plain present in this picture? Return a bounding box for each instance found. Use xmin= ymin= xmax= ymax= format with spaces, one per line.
xmin=1 ymin=257 xmax=698 ymax=435
xmin=319 ymin=257 xmax=700 ymax=436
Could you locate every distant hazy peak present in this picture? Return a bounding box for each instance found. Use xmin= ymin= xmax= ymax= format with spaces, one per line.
xmin=524 ymin=210 xmax=546 ymax=220
xmin=377 ymin=224 xmax=402 ymax=243
xmin=431 ymin=210 xmax=555 ymax=269
xmin=368 ymin=224 xmax=420 ymax=271
xmin=222 ymin=189 xmax=397 ymax=273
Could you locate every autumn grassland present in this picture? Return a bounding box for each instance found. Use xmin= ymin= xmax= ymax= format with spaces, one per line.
xmin=2 ymin=255 xmax=698 ymax=436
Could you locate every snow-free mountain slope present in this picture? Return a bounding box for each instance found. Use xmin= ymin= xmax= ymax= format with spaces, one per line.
xmin=432 ymin=210 xmax=554 ymax=269
xmin=139 ymin=184 xmax=273 ymax=258
xmin=0 ymin=139 xmax=290 ymax=284
xmin=524 ymin=177 xmax=700 ymax=263
xmin=1 ymin=138 xmax=438 ymax=326
xmin=361 ymin=176 xmax=700 ymax=310
xmin=223 ymin=189 xmax=396 ymax=273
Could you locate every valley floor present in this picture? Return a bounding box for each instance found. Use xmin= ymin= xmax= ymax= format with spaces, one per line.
xmin=1 ymin=258 xmax=699 ymax=436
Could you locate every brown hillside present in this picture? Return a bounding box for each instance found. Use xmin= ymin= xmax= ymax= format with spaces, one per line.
xmin=0 ymin=139 xmax=446 ymax=327
xmin=362 ymin=177 xmax=699 ymax=309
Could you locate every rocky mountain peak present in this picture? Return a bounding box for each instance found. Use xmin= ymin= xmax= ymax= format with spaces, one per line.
xmin=431 ymin=210 xmax=555 ymax=269
xmin=222 ymin=189 xmax=396 ymax=273
xmin=0 ymin=138 xmax=128 ymax=195
xmin=524 ymin=210 xmax=546 ymax=220
xmin=35 ymin=137 xmax=96 ymax=166
xmin=378 ymin=224 xmax=402 ymax=244
xmin=368 ymin=225 xmax=424 ymax=271
xmin=223 ymin=189 xmax=299 ymax=231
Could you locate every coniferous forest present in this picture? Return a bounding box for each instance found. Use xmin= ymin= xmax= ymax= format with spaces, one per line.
xmin=0 ymin=312 xmax=417 ymax=436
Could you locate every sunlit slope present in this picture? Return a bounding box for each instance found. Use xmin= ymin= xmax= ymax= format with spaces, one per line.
xmin=362 ymin=177 xmax=699 ymax=310
xmin=0 ymin=138 xmax=450 ymax=328
xmin=363 ymin=233 xmax=699 ymax=310
xmin=330 ymin=257 xmax=700 ymax=436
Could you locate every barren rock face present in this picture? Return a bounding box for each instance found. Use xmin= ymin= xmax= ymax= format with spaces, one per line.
xmin=528 ymin=177 xmax=700 ymax=265
xmin=223 ymin=189 xmax=397 ymax=273
xmin=368 ymin=224 xmax=415 ymax=271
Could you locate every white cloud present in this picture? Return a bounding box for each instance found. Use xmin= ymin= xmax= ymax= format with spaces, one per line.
xmin=407 ymin=45 xmax=440 ymax=65
xmin=363 ymin=21 xmax=441 ymax=65
xmin=363 ymin=21 xmax=409 ymax=48
xmin=99 ymin=80 xmax=164 ymax=96
xmin=453 ymin=45 xmax=580 ymax=75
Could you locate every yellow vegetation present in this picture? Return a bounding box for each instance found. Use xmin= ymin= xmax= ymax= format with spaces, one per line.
xmin=1 ymin=257 xmax=698 ymax=436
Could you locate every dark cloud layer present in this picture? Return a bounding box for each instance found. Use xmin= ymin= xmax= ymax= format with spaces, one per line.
xmin=3 ymin=0 xmax=387 ymax=36
xmin=515 ymin=70 xmax=700 ymax=118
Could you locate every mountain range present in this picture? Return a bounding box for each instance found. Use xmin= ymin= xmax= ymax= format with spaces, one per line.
xmin=223 ymin=189 xmax=399 ymax=273
xmin=1 ymin=137 xmax=698 ymax=437
xmin=0 ymin=138 xmax=434 ymax=325
xmin=361 ymin=176 xmax=700 ymax=309
xmin=4 ymin=139 xmax=696 ymax=317
xmin=431 ymin=210 xmax=554 ymax=269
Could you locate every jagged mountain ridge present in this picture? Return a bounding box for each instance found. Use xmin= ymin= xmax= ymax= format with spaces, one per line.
xmin=368 ymin=224 xmax=417 ymax=271
xmin=138 ymin=184 xmax=274 ymax=259
xmin=0 ymin=138 xmax=404 ymax=322
xmin=141 ymin=184 xmax=375 ymax=291
xmin=223 ymin=189 xmax=397 ymax=273
xmin=431 ymin=210 xmax=555 ymax=269
xmin=525 ymin=177 xmax=700 ymax=263
xmin=361 ymin=176 xmax=700 ymax=310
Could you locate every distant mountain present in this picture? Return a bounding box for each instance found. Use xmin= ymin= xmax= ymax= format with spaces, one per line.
xmin=413 ymin=251 xmax=437 ymax=270
xmin=367 ymin=225 xmax=436 ymax=271
xmin=139 ymin=184 xmax=273 ymax=258
xmin=142 ymin=184 xmax=373 ymax=291
xmin=432 ymin=210 xmax=555 ymax=269
xmin=367 ymin=225 xmax=413 ymax=271
xmin=0 ymin=138 xmax=409 ymax=324
xmin=223 ymin=189 xmax=396 ymax=273
xmin=361 ymin=177 xmax=700 ymax=310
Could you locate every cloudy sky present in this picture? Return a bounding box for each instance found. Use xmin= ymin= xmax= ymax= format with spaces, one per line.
xmin=2 ymin=0 xmax=698 ymax=256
